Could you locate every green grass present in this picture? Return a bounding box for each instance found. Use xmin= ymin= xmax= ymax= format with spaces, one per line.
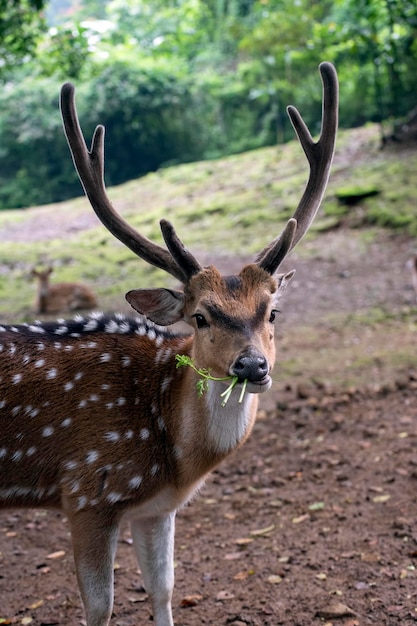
xmin=1 ymin=123 xmax=417 ymax=323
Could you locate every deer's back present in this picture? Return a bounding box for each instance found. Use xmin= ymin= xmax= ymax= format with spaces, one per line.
xmin=0 ymin=313 xmax=190 ymax=512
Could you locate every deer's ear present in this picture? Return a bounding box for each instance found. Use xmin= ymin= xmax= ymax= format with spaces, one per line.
xmin=278 ymin=269 xmax=296 ymax=289
xmin=275 ymin=270 xmax=295 ymax=299
xmin=126 ymin=288 xmax=185 ymax=326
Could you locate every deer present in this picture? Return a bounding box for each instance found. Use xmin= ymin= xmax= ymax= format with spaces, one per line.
xmin=0 ymin=62 xmax=338 ymax=626
xmin=31 ymin=265 xmax=98 ymax=313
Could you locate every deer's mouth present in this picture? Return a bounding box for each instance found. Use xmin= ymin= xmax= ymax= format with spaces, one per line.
xmin=244 ymin=375 xmax=272 ymax=394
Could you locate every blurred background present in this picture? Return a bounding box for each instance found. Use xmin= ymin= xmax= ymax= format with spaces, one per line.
xmin=1 ymin=0 xmax=416 ymax=211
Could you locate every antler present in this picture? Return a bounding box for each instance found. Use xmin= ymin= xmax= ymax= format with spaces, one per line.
xmin=256 ymin=62 xmax=338 ymax=274
xmin=60 ymin=83 xmax=201 ymax=284
xmin=61 ymin=62 xmax=338 ymax=283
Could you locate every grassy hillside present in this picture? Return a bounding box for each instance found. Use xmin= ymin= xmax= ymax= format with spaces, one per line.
xmin=0 ymin=123 xmax=416 ymax=323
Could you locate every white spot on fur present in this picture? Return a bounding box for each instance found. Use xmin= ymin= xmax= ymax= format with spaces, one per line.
xmin=107 ymin=492 xmax=122 ymax=503
xmin=147 ymin=328 xmax=156 ymax=341
xmin=12 ymin=373 xmax=22 ymax=384
xmin=105 ymin=431 xmax=120 ymax=442
xmin=61 ymin=418 xmax=72 ymax=428
xmin=55 ymin=326 xmax=68 ymax=335
xmin=34 ymin=359 xmax=45 ymax=368
xmin=77 ymin=496 xmax=88 ymax=510
xmin=84 ymin=319 xmax=98 ymax=331
xmin=100 ymin=353 xmax=112 ymax=363
xmin=47 ymin=368 xmax=57 ymax=379
xmin=173 ymin=445 xmax=183 ymax=459
xmin=28 ymin=325 xmax=46 ymax=334
xmin=42 ymin=426 xmax=54 ymax=437
xmin=129 ymin=475 xmax=142 ymax=489
xmin=105 ymin=320 xmax=119 ymax=333
xmin=140 ymin=428 xmax=150 ymax=441
xmin=161 ymin=376 xmax=172 ymax=393
xmin=86 ymin=450 xmax=99 ymax=464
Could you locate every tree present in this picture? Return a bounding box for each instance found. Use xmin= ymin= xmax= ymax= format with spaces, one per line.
xmin=0 ymin=0 xmax=47 ymax=79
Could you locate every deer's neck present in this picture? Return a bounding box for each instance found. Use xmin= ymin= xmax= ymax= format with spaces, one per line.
xmin=168 ymin=363 xmax=258 ymax=485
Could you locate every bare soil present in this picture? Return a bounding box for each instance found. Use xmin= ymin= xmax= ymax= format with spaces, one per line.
xmin=1 ymin=226 xmax=417 ymax=625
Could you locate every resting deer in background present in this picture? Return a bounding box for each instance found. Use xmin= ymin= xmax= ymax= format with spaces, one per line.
xmin=0 ymin=62 xmax=338 ymax=626
xmin=31 ymin=265 xmax=98 ymax=313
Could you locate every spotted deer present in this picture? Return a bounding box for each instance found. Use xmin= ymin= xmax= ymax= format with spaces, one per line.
xmin=0 ymin=62 xmax=338 ymax=625
xmin=31 ymin=265 xmax=98 ymax=313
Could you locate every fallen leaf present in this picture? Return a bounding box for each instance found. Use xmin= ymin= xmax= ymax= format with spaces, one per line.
xmin=292 ymin=514 xmax=309 ymax=524
xmin=180 ymin=594 xmax=203 ymax=607
xmin=224 ymin=552 xmax=242 ymax=560
xmin=234 ymin=538 xmax=253 ymax=546
xmin=128 ymin=591 xmax=147 ymax=603
xmin=21 ymin=619 xmax=33 ymax=625
xmin=46 ymin=550 xmax=66 ymax=559
xmin=28 ymin=600 xmax=43 ymax=609
xmin=216 ymin=590 xmax=235 ymax=601
xmin=309 ymin=501 xmax=325 ymax=511
xmin=267 ymin=575 xmax=282 ymax=584
xmin=233 ymin=570 xmax=254 ymax=580
xmin=316 ymin=601 xmax=357 ymax=619
xmin=372 ymin=494 xmax=391 ymax=503
xmin=250 ymin=524 xmax=275 ymax=536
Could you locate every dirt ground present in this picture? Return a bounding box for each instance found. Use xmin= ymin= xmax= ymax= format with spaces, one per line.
xmin=1 ymin=226 xmax=417 ymax=625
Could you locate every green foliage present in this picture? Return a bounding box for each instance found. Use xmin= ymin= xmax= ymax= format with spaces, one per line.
xmin=175 ymin=354 xmax=247 ymax=406
xmin=1 ymin=0 xmax=417 ymax=210
xmin=37 ymin=23 xmax=92 ymax=80
xmin=0 ymin=0 xmax=47 ymax=79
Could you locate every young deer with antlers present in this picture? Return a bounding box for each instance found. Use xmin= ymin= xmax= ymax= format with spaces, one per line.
xmin=0 ymin=63 xmax=338 ymax=625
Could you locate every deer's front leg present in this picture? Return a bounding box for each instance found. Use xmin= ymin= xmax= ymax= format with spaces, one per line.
xmin=131 ymin=512 xmax=176 ymax=626
xmin=68 ymin=507 xmax=120 ymax=626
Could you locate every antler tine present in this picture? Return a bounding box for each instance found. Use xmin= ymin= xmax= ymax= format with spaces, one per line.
xmin=257 ymin=62 xmax=338 ymax=274
xmin=255 ymin=218 xmax=297 ymax=276
xmin=160 ymin=220 xmax=202 ymax=278
xmin=60 ymin=83 xmax=190 ymax=284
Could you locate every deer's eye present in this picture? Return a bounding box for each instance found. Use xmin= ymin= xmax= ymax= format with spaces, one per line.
xmin=193 ymin=313 xmax=209 ymax=329
xmin=269 ymin=309 xmax=280 ymax=323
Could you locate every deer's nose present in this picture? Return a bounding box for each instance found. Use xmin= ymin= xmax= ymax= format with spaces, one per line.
xmin=232 ymin=349 xmax=268 ymax=382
